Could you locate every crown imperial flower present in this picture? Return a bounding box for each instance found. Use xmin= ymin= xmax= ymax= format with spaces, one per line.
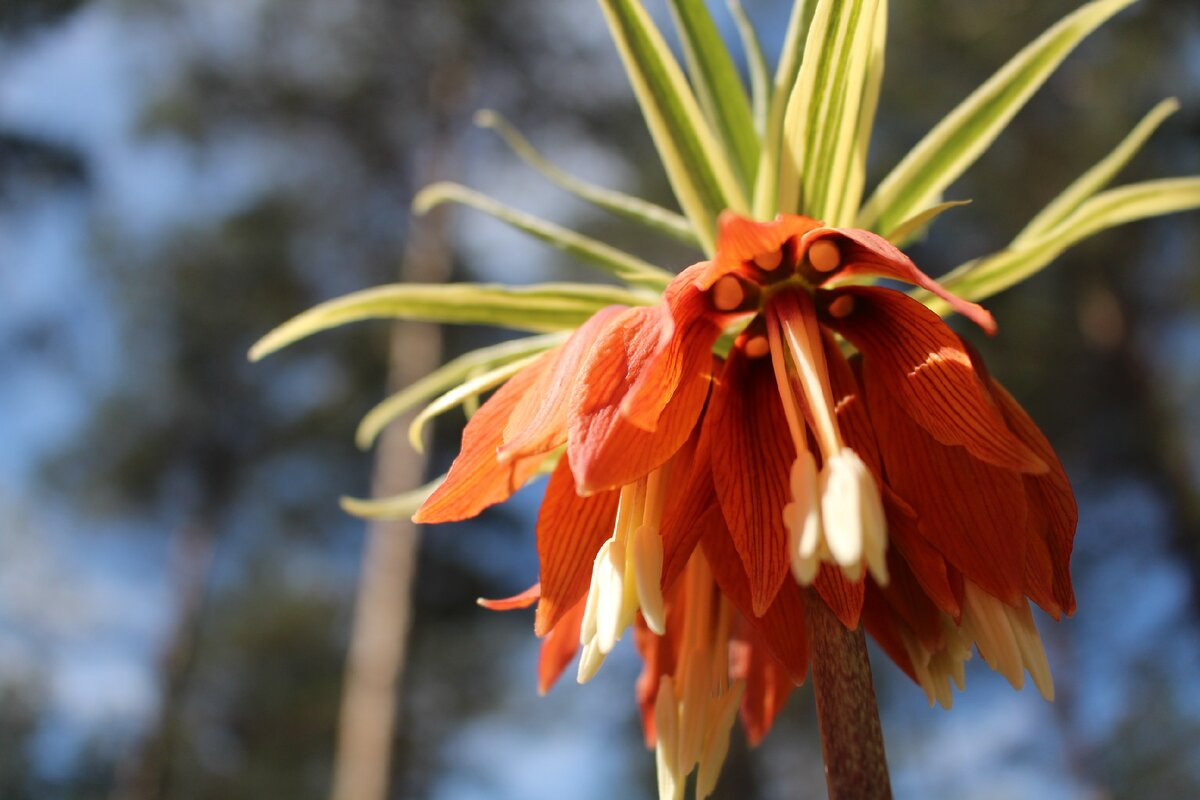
xmin=253 ymin=0 xmax=1200 ymax=795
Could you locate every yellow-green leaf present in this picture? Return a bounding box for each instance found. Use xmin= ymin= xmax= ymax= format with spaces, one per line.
xmin=248 ymin=282 xmax=646 ymax=361
xmin=780 ymin=0 xmax=883 ymax=223
xmin=598 ymin=0 xmax=749 ymax=253
xmin=355 ymin=333 xmax=566 ymax=450
xmin=473 ymin=110 xmax=699 ymax=247
xmin=665 ymin=0 xmax=760 ymax=189
xmin=1013 ymin=97 xmax=1180 ymax=246
xmin=752 ymin=0 xmax=817 ymax=219
xmin=920 ymin=177 xmax=1200 ymax=313
xmin=340 ymin=476 xmax=446 ymax=521
xmin=858 ymin=0 xmax=1137 ymax=235
xmin=837 ymin=0 xmax=886 ymax=227
xmin=726 ymin=0 xmax=770 ymax=137
xmin=414 ymin=182 xmax=673 ymax=290
xmin=884 ymin=199 xmax=971 ymax=246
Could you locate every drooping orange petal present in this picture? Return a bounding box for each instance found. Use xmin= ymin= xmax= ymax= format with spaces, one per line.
xmin=803 ymin=227 xmax=996 ymax=334
xmin=659 ymin=426 xmax=718 ymax=591
xmin=568 ymin=316 xmax=713 ymax=494
xmin=696 ymin=211 xmax=822 ymax=289
xmin=989 ymin=380 xmax=1077 ymax=618
xmin=824 ymin=286 xmax=1046 ymax=475
xmin=876 ymin=550 xmax=947 ymax=652
xmin=534 ymin=458 xmax=620 ymax=636
xmin=414 ymin=354 xmax=553 ymax=523
xmin=702 ymin=513 xmax=809 ymax=684
xmin=705 ymin=338 xmax=794 ymax=617
xmin=478 ymin=582 xmax=541 ymax=611
xmin=864 ymin=357 xmax=1029 ymax=606
xmin=619 ymin=263 xmax=729 ymax=432
xmin=885 ymin=491 xmax=960 ymax=618
xmin=847 ymin=352 xmax=960 ymax=617
xmin=731 ymin=621 xmax=796 ymax=747
xmin=813 ymin=565 xmax=865 ymax=630
xmin=538 ymin=598 xmax=585 ymax=696
xmin=499 ymin=306 xmax=627 ymax=463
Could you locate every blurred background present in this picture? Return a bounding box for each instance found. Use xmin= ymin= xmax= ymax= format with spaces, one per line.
xmin=2 ymin=0 xmax=1199 ymax=798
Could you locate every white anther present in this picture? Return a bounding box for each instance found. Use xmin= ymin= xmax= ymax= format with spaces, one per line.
xmin=783 ymin=451 xmax=824 ymax=585
xmin=819 ymin=449 xmax=888 ymax=584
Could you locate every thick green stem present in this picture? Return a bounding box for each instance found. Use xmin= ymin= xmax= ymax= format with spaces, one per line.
xmin=803 ymin=589 xmax=892 ymax=800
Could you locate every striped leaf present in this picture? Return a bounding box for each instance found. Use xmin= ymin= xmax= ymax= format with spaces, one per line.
xmin=884 ymin=199 xmax=971 ymax=246
xmin=726 ymin=0 xmax=771 ymax=137
xmin=858 ymin=0 xmax=1137 ymax=235
xmin=340 ymin=476 xmax=446 ymax=521
xmin=248 ymin=282 xmax=646 ymax=361
xmin=474 ymin=110 xmax=699 ymax=247
xmin=355 ymin=333 xmax=565 ymax=449
xmin=598 ymin=0 xmax=749 ymax=254
xmin=918 ymin=177 xmax=1200 ymax=313
xmin=1013 ymin=97 xmax=1180 ymax=246
xmin=752 ymin=0 xmax=817 ymax=218
xmin=666 ymin=0 xmax=760 ymax=189
xmin=414 ymin=182 xmax=673 ymax=290
xmin=780 ymin=0 xmax=884 ymax=223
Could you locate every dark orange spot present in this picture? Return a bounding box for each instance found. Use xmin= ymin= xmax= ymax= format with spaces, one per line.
xmin=809 ymin=240 xmax=842 ymax=272
xmin=744 ymin=336 xmax=770 ymax=359
xmin=828 ymin=295 xmax=855 ymax=319
xmin=712 ymin=275 xmax=746 ymax=311
xmin=753 ymin=250 xmax=783 ymax=271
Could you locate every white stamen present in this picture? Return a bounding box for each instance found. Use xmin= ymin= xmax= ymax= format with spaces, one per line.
xmin=632 ymin=522 xmax=666 ymax=634
xmin=783 ymin=451 xmax=824 ymax=585
xmin=901 ymin=615 xmax=974 ymax=709
xmin=696 ymin=680 xmax=746 ymax=799
xmin=819 ymin=449 xmax=889 ymax=584
xmin=649 ymin=554 xmax=743 ymax=800
xmin=654 ymin=676 xmax=684 ymax=800
xmin=576 ymin=638 xmax=606 ymax=684
xmin=1006 ymin=598 xmax=1055 ymax=700
xmin=578 ymin=469 xmax=670 ymax=681
xmin=960 ymin=581 xmax=1054 ymax=698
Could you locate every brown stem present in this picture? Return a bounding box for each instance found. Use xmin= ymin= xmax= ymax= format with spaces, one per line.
xmin=803 ymin=588 xmax=892 ymax=800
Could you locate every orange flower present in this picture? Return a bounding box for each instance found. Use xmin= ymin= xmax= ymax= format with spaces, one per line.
xmin=419 ymin=210 xmax=1077 ymax=790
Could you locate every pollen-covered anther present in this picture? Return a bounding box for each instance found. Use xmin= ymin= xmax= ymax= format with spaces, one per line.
xmin=743 ymin=335 xmax=770 ymax=359
xmin=808 ymin=239 xmax=842 ymax=272
xmin=819 ymin=448 xmax=888 ymax=584
xmin=577 ymin=470 xmax=669 ymax=684
xmin=783 ymin=450 xmax=823 ymax=585
xmin=827 ymin=294 xmax=855 ymax=319
xmin=711 ymin=275 xmax=746 ymax=311
xmin=752 ymin=249 xmax=783 ymax=271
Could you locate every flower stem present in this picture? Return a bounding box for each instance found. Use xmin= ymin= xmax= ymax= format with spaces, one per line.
xmin=803 ymin=589 xmax=893 ymax=799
